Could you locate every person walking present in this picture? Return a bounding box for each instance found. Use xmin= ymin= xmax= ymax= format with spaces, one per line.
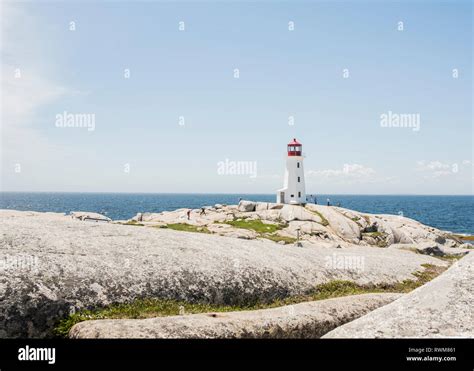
xmin=200 ymin=207 xmax=206 ymax=216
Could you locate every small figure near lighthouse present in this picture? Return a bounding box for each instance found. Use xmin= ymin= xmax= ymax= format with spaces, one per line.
xmin=276 ymin=138 xmax=306 ymax=204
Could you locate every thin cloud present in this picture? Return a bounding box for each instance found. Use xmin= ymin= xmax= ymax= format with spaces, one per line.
xmin=307 ymin=163 xmax=376 ymax=179
xmin=415 ymin=160 xmax=472 ymax=179
xmin=0 ymin=2 xmax=82 ymax=191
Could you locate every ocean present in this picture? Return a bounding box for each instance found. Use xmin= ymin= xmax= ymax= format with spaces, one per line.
xmin=0 ymin=193 xmax=472 ymax=235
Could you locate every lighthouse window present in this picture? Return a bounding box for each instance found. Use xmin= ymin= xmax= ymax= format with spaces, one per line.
xmin=297 ymin=162 xmax=300 ymax=168
xmin=298 ymin=192 xmax=301 ymax=197
xmin=290 ymin=194 xmax=294 ymax=198
xmin=298 ymin=176 xmax=300 ymax=182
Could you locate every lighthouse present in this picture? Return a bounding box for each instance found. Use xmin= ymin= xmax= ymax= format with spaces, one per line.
xmin=276 ymin=138 xmax=306 ymax=204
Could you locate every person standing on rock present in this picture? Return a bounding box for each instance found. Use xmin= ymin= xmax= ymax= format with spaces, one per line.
xmin=327 ymin=198 xmax=331 ymax=206
xmin=187 ymin=210 xmax=191 ymax=220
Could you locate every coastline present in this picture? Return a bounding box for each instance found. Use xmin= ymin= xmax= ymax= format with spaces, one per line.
xmin=1 ymin=202 xmax=472 ymax=339
xmin=1 ymin=192 xmax=473 ymax=235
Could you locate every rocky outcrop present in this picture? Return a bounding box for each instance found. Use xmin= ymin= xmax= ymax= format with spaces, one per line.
xmin=69 ymin=293 xmax=402 ymax=339
xmin=207 ymin=223 xmax=258 ymax=239
xmin=0 ymin=209 xmax=449 ymax=338
xmin=126 ymin=201 xmax=467 ymax=254
xmin=323 ymin=252 xmax=473 ymax=338
xmin=255 ymin=202 xmax=283 ymax=211
xmin=238 ymin=201 xmax=257 ymax=212
xmin=388 ymin=243 xmax=471 ymax=257
xmin=412 ymin=242 xmax=454 ymax=257
xmin=70 ymin=211 xmax=111 ymax=223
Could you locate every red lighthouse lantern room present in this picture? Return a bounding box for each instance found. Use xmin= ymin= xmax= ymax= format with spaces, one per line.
xmin=287 ymin=138 xmax=302 ymax=156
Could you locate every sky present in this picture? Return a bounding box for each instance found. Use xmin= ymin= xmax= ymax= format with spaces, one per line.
xmin=1 ymin=0 xmax=472 ymax=194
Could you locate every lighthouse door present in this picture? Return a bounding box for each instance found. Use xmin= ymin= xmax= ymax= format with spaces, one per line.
xmin=279 ymin=191 xmax=285 ymax=204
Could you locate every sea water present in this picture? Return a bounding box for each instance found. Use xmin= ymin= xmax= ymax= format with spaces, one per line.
xmin=1 ymin=193 xmax=472 ymax=235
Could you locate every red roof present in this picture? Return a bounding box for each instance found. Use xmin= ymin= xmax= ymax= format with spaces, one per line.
xmin=288 ymin=138 xmax=301 ymax=146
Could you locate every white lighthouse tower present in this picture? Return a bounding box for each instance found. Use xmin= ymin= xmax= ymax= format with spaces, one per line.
xmin=276 ymin=138 xmax=306 ymax=204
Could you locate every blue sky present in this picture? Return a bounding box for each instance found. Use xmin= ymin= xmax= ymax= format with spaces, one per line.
xmin=1 ymin=0 xmax=472 ymax=194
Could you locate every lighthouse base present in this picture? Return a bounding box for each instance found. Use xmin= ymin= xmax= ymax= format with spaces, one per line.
xmin=276 ymin=191 xmax=285 ymax=204
xmin=276 ymin=188 xmax=305 ymax=205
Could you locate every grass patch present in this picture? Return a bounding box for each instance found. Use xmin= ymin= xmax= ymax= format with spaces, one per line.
xmin=263 ymin=234 xmax=297 ymax=244
xmin=120 ymin=220 xmax=144 ymax=226
xmin=306 ymin=209 xmax=329 ymax=226
xmin=437 ymin=254 xmax=465 ymax=261
xmin=399 ymin=246 xmax=420 ymax=254
xmin=54 ymin=263 xmax=447 ymax=337
xmin=362 ymin=231 xmax=384 ymax=237
xmin=300 ymin=280 xmax=369 ymax=301
xmin=362 ymin=231 xmax=388 ymax=247
xmin=222 ymin=219 xmax=296 ymax=244
xmin=389 ymin=264 xmax=445 ymax=292
xmin=54 ymin=299 xmax=242 ymax=338
xmin=224 ymin=219 xmax=282 ymax=234
xmin=450 ymin=234 xmax=474 ymax=242
xmin=164 ymin=223 xmax=210 ymax=234
xmin=362 ymin=215 xmax=371 ymax=224
xmin=400 ymin=247 xmax=465 ymax=262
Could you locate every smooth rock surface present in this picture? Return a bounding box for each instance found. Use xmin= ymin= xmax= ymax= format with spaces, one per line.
xmin=323 ymin=252 xmax=473 ymax=338
xmin=70 ymin=211 xmax=111 ymax=222
xmin=127 ymin=202 xmax=465 ymax=252
xmin=69 ymin=293 xmax=403 ymax=338
xmin=238 ymin=200 xmax=257 ymax=212
xmin=0 ymin=209 xmax=448 ymax=338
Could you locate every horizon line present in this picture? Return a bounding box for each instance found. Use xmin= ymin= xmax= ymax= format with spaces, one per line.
xmin=0 ymin=191 xmax=473 ymax=197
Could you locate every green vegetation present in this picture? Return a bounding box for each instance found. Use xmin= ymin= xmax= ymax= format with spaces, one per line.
xmin=163 ymin=218 xmax=294 ymax=244
xmin=438 ymin=254 xmax=465 ymax=261
xmin=362 ymin=215 xmax=371 ymax=224
xmin=164 ymin=223 xmax=210 ymax=234
xmin=225 ymin=219 xmax=282 ymax=234
xmin=363 ymin=231 xmax=384 ymax=237
xmin=399 ymin=246 xmax=465 ymax=262
xmin=306 ymin=209 xmax=329 ymax=226
xmin=389 ymin=264 xmax=445 ymax=292
xmin=54 ymin=263 xmax=447 ymax=337
xmin=222 ymin=219 xmax=298 ymax=244
xmin=399 ymin=246 xmax=420 ymax=254
xmin=263 ymin=234 xmax=297 ymax=244
xmin=450 ymin=234 xmax=474 ymax=243
xmin=54 ymin=299 xmax=242 ymax=338
xmin=120 ymin=220 xmax=144 ymax=226
xmin=337 ymin=212 xmax=362 ymax=227
xmin=362 ymin=231 xmax=388 ymax=247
